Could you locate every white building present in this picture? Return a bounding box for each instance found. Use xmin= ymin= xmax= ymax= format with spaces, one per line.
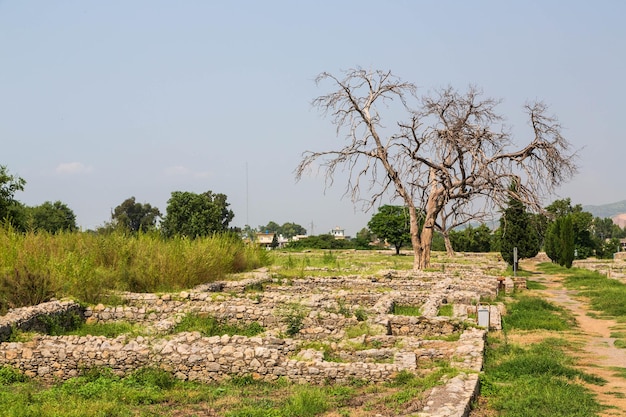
xmin=330 ymin=226 xmax=346 ymax=240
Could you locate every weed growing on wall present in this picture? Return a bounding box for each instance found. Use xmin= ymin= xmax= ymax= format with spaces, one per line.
xmin=171 ymin=313 xmax=265 ymax=337
xmin=279 ymin=303 xmax=308 ymax=336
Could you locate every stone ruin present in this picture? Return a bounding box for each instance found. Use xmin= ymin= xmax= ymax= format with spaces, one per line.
xmin=0 ymin=257 xmax=513 ymax=417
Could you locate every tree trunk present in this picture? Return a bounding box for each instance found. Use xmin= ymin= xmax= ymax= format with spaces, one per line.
xmin=416 ymin=226 xmax=434 ymax=269
xmin=408 ymin=204 xmax=422 ymax=270
xmin=411 ymin=211 xmax=438 ymax=270
xmin=443 ymin=232 xmax=455 ymax=256
xmin=413 ymin=175 xmax=442 ymax=270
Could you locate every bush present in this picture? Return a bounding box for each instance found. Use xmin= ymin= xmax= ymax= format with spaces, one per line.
xmin=0 ymin=366 xmax=27 ymax=385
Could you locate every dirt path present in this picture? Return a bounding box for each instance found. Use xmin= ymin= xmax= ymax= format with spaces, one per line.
xmin=525 ymin=261 xmax=626 ymax=417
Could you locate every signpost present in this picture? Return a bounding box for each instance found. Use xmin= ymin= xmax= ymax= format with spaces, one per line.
xmin=513 ymin=247 xmax=518 ymax=277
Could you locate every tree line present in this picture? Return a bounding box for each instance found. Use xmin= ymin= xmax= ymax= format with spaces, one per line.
xmin=367 ymin=196 xmax=625 ymax=268
xmin=0 ymin=165 xmax=236 ymax=238
xmin=3 ymin=163 xmax=621 ymax=266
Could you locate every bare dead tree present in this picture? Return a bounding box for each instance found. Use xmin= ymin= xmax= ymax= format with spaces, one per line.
xmin=295 ymin=68 xmax=578 ymax=270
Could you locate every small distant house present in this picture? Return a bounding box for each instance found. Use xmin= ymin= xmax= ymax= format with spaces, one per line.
xmin=330 ymin=226 xmax=346 ymax=240
xmin=255 ymin=232 xmax=287 ymax=249
xmin=256 ymin=232 xmax=276 ymax=249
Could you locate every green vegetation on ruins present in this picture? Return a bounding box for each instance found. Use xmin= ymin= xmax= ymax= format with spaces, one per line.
xmin=0 ymin=360 xmax=455 ymax=417
xmin=171 ymin=313 xmax=265 ymax=337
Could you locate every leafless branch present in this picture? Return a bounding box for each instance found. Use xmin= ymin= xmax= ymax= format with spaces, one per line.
xmin=296 ymin=68 xmax=578 ymax=269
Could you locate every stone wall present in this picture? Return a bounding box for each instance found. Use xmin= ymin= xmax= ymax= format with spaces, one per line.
xmin=388 ymin=315 xmax=466 ymax=337
xmin=0 ymin=329 xmax=483 ymax=384
xmin=0 ymin=300 xmax=84 ymax=342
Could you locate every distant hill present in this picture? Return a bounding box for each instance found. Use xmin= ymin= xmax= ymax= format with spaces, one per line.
xmin=583 ymin=200 xmax=626 ymax=219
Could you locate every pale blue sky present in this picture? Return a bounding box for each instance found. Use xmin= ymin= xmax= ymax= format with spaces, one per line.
xmin=1 ymin=1 xmax=624 ymax=236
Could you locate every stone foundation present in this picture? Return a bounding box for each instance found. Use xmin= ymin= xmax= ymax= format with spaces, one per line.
xmin=1 ymin=260 xmax=509 ymax=416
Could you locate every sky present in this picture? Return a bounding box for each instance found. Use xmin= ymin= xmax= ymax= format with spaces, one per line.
xmin=1 ymin=1 xmax=625 ymax=236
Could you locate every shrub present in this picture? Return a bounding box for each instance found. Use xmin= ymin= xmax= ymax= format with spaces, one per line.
xmin=279 ymin=303 xmax=307 ymax=336
xmin=0 ymin=366 xmax=27 ymax=385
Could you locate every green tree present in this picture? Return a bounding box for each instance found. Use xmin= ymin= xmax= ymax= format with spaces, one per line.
xmin=161 ymin=191 xmax=234 ymax=238
xmin=354 ymin=227 xmax=373 ymax=249
xmin=560 ymin=215 xmax=575 ymax=268
xmin=450 ymin=224 xmax=492 ymax=252
xmin=287 ymin=234 xmax=354 ymax=250
xmin=259 ymin=221 xmax=280 ymax=234
xmin=258 ymin=221 xmax=307 ymax=239
xmin=499 ymin=187 xmax=541 ymax=269
xmin=28 ymin=201 xmax=77 ymax=233
xmin=270 ymin=233 xmax=279 ymax=249
xmin=544 ymin=218 xmax=562 ymax=264
xmin=592 ymin=217 xmax=622 ymax=240
xmin=242 ymin=225 xmax=257 ymax=241
xmin=368 ymin=205 xmax=412 ymax=255
xmin=0 ymin=165 xmax=26 ymax=227
xmin=111 ymin=197 xmax=161 ymax=233
xmin=545 ymin=198 xmax=594 ymax=259
xmin=280 ymin=222 xmax=307 ymax=238
xmin=592 ymin=217 xmax=624 ymax=259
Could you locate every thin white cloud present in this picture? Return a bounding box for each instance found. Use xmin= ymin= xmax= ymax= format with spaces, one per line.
xmin=164 ymin=166 xmax=211 ymax=179
xmin=164 ymin=165 xmax=191 ymax=176
xmin=194 ymin=171 xmax=211 ymax=179
xmin=56 ymin=162 xmax=93 ymax=175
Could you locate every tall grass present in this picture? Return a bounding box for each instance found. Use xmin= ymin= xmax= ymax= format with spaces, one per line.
xmin=0 ymin=228 xmax=270 ymax=310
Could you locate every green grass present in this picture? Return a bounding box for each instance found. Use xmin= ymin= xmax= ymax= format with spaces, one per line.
xmin=476 ymin=271 xmax=610 ymax=417
xmin=0 ymin=364 xmax=455 ymax=417
xmin=481 ymin=338 xmax=605 ymax=417
xmin=526 ymin=279 xmax=547 ymax=290
xmin=610 ymin=367 xmax=626 ymax=379
xmin=501 ymin=265 xmax=533 ymax=277
xmin=64 ymin=321 xmax=147 ymax=338
xmin=344 ymin=322 xmax=383 ymax=339
xmin=170 ymin=314 xmax=265 ymax=337
xmin=270 ymin=250 xmax=415 ymax=278
xmin=437 ymin=304 xmax=453 ymax=317
xmin=382 ymin=365 xmax=459 ymax=412
xmin=392 ymin=304 xmax=422 ymax=316
xmin=614 ymin=339 xmax=626 ymax=349
xmin=503 ymin=295 xmax=577 ymax=331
